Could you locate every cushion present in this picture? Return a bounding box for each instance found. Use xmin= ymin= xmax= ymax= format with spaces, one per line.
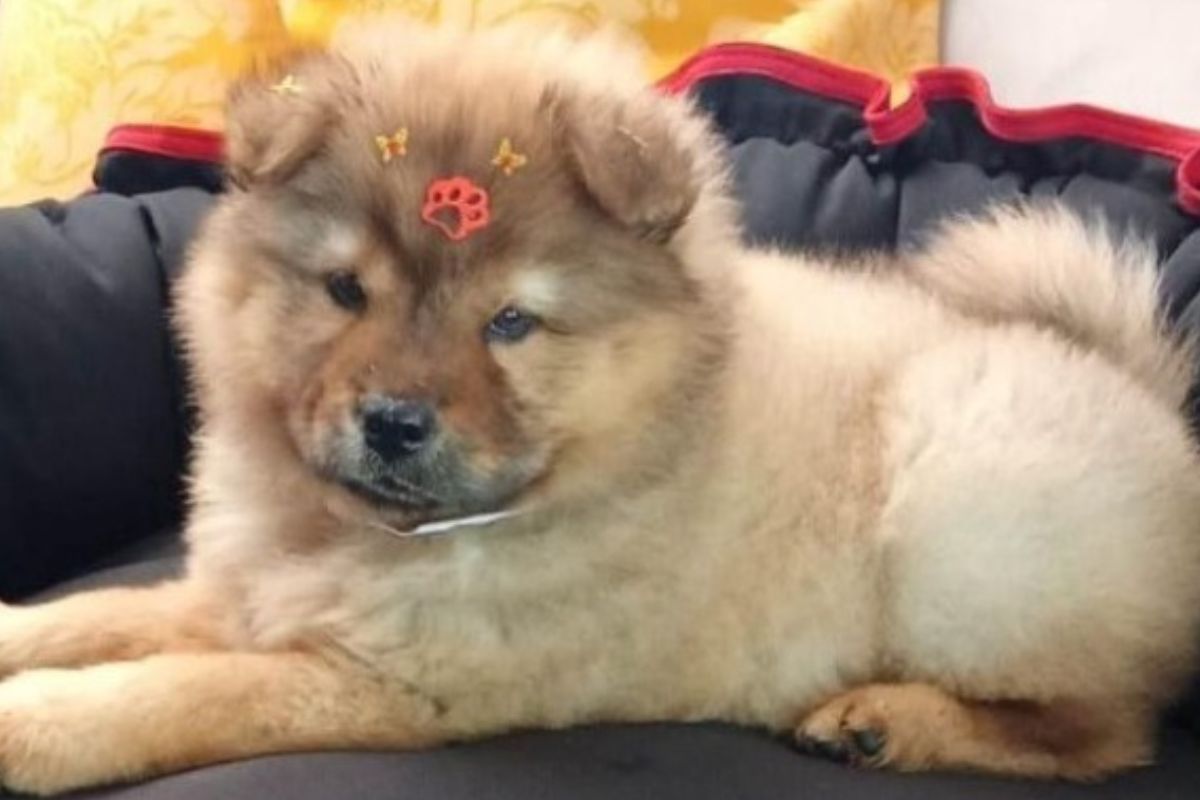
xmin=662 ymin=45 xmax=1200 ymax=345
xmin=94 ymin=126 xmax=226 ymax=197
xmin=0 ymin=184 xmax=214 ymax=600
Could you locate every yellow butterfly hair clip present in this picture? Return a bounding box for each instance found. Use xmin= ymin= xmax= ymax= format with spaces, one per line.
xmin=491 ymin=137 xmax=527 ymax=176
xmin=375 ymin=128 xmax=409 ymax=163
xmin=269 ymin=74 xmax=304 ymax=96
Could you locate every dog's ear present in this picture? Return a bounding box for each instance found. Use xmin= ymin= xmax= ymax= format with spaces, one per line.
xmin=224 ymin=51 xmax=356 ymax=188
xmin=549 ymin=88 xmax=702 ymax=243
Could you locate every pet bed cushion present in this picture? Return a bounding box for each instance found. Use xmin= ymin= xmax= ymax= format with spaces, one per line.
xmin=0 ymin=184 xmax=213 ymax=600
xmin=663 ymin=45 xmax=1200 ymax=365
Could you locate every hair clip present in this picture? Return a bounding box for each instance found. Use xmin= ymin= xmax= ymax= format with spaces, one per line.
xmin=421 ymin=177 xmax=490 ymax=242
xmin=270 ymin=74 xmax=304 ymax=96
xmin=375 ymin=128 xmax=409 ymax=163
xmin=491 ymin=138 xmax=527 ymax=176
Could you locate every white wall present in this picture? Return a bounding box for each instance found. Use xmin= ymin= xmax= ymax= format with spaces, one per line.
xmin=943 ymin=0 xmax=1200 ymax=127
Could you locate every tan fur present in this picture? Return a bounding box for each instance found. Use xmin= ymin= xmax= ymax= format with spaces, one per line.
xmin=797 ymin=684 xmax=1152 ymax=779
xmin=2 ymin=23 xmax=1200 ymax=795
xmin=0 ymin=584 xmax=219 ymax=676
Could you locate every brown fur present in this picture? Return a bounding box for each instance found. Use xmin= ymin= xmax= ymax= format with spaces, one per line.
xmin=2 ymin=22 xmax=1200 ymax=795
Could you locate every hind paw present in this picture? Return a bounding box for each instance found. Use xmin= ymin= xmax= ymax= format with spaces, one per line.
xmin=795 ymin=686 xmax=903 ymax=768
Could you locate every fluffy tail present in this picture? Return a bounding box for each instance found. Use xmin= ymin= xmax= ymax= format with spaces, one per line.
xmin=909 ymin=203 xmax=1195 ymax=410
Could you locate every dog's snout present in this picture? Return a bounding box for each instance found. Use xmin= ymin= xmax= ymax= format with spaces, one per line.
xmin=361 ymin=396 xmax=437 ymax=461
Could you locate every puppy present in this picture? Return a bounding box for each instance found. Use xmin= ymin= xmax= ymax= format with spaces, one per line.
xmin=2 ymin=23 xmax=1199 ymax=794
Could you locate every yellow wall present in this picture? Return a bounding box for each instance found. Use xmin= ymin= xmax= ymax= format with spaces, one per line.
xmin=0 ymin=0 xmax=940 ymax=204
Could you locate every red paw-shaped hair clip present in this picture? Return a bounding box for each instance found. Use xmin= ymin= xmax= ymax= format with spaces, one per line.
xmin=421 ymin=177 xmax=490 ymax=242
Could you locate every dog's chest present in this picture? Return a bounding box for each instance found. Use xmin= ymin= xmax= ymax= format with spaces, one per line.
xmin=206 ymin=440 xmax=888 ymax=731
xmin=232 ymin=528 xmax=706 ymax=714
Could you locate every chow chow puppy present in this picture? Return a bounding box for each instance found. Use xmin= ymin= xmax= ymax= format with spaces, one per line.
xmin=2 ymin=22 xmax=1200 ymax=795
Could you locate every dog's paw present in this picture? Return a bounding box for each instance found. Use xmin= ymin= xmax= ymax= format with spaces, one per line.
xmin=794 ymin=684 xmax=953 ymax=772
xmin=0 ymin=668 xmax=124 ymax=795
xmin=795 ymin=689 xmax=892 ymax=768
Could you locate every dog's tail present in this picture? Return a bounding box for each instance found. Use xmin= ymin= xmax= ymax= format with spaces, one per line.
xmin=909 ymin=203 xmax=1194 ymax=410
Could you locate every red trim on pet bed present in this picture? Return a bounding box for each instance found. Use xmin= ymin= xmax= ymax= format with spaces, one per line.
xmin=660 ymin=43 xmax=1200 ymax=215
xmin=660 ymin=42 xmax=883 ymax=108
xmin=101 ymin=124 xmax=225 ymax=163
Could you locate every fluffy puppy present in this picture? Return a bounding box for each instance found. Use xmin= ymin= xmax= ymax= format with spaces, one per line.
xmin=2 ymin=22 xmax=1199 ymax=795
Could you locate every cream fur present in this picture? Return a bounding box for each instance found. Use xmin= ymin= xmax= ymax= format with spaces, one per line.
xmin=2 ymin=24 xmax=1200 ymax=795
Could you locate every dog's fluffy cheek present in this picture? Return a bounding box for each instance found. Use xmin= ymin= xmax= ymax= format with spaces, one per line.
xmin=489 ymin=319 xmax=683 ymax=471
xmin=485 ymin=338 xmax=566 ymax=442
xmin=555 ymin=318 xmax=685 ymax=439
xmin=210 ymin=275 xmax=360 ymax=468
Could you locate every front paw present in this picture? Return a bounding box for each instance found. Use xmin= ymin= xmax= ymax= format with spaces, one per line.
xmin=0 ymin=669 xmax=124 ymax=796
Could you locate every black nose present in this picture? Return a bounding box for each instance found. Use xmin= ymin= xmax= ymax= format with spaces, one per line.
xmin=361 ymin=396 xmax=437 ymax=461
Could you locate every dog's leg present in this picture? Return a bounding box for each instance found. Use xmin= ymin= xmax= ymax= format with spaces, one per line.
xmin=795 ymin=683 xmax=1151 ymax=780
xmin=0 ymin=582 xmax=221 ymax=677
xmin=830 ymin=318 xmax=1200 ymax=779
xmin=0 ymin=650 xmax=439 ymax=795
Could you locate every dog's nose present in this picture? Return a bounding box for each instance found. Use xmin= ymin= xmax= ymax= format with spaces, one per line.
xmin=361 ymin=396 xmax=437 ymax=461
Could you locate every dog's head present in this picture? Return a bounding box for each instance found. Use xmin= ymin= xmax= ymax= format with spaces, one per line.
xmin=182 ymin=24 xmax=735 ymax=528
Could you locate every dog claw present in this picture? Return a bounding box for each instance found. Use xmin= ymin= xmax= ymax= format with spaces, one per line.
xmin=850 ymin=728 xmax=887 ymax=759
xmin=796 ymin=735 xmax=851 ymax=764
xmin=796 ymin=721 xmax=889 ymax=767
xmin=816 ymin=738 xmax=852 ymax=763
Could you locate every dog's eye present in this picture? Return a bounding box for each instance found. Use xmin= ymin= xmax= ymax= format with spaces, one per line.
xmin=485 ymin=306 xmax=538 ymax=343
xmin=325 ymin=271 xmax=367 ymax=312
